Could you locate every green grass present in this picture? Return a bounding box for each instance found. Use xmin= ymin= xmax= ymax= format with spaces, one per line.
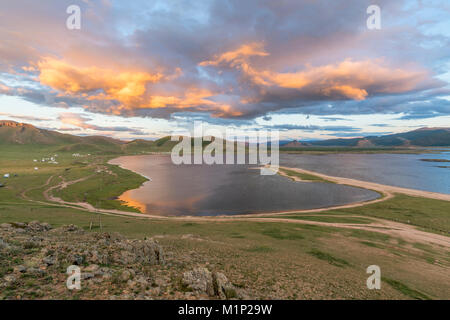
xmin=383 ymin=278 xmax=431 ymax=300
xmin=53 ymin=162 xmax=147 ymax=212
xmin=308 ymin=249 xmax=350 ymax=267
xmin=279 ymin=168 xmax=332 ymax=183
xmin=1 ymin=145 xmax=449 ymax=299
xmin=261 ymin=227 xmax=305 ymax=240
xmin=243 ymin=246 xmax=275 ymax=253
xmin=326 ymin=194 xmax=450 ymax=234
xmin=273 ymin=215 xmax=373 ymax=224
xmin=360 ymin=241 xmax=384 ymax=249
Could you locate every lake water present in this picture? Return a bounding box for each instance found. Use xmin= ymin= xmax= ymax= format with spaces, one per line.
xmin=110 ymin=155 xmax=380 ymax=216
xmin=280 ymin=151 xmax=450 ymax=194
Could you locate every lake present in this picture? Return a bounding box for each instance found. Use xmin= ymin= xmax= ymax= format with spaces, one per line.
xmin=110 ymin=155 xmax=380 ymax=216
xmin=280 ymin=151 xmax=450 ymax=194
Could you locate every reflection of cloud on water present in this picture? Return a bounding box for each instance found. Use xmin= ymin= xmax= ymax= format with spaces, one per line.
xmin=120 ymin=190 xmax=207 ymax=216
xmin=119 ymin=191 xmax=147 ymax=213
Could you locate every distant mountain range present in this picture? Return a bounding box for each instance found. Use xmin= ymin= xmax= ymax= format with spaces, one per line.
xmin=1 ymin=121 xmax=449 ymax=153
xmin=280 ymin=127 xmax=450 ymax=148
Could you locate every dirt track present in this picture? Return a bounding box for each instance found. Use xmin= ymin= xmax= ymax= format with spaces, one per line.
xmin=31 ymin=165 xmax=450 ymax=247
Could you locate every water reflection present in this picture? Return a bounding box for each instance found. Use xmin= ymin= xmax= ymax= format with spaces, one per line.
xmin=110 ymin=155 xmax=379 ymax=216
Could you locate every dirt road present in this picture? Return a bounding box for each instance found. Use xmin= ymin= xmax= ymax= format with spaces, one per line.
xmin=32 ymin=165 xmax=450 ymax=247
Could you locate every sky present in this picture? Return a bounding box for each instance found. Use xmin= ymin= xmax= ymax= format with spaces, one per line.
xmin=0 ymin=0 xmax=449 ymax=141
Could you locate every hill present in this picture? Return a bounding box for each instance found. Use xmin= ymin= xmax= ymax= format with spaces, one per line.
xmin=281 ymin=127 xmax=450 ymax=148
xmin=0 ymin=121 xmax=82 ymax=146
xmin=2 ymin=121 xmax=449 ymax=153
xmin=0 ymin=121 xmax=170 ymax=154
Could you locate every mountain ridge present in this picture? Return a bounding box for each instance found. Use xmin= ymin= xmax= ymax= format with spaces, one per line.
xmin=1 ymin=120 xmax=450 ymax=150
xmin=282 ymin=127 xmax=450 ymax=147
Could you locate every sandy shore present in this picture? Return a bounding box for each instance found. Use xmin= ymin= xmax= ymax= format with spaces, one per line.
xmin=38 ymin=162 xmax=450 ymax=218
xmin=23 ymin=162 xmax=449 ymax=247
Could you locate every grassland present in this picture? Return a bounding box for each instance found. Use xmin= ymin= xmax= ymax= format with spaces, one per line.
xmin=279 ymin=168 xmax=333 ymax=183
xmin=0 ymin=145 xmax=449 ymax=299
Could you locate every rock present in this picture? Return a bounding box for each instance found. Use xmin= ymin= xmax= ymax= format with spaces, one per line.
xmin=4 ymin=274 xmax=16 ymax=283
xmin=102 ymin=272 xmax=112 ymax=280
xmin=27 ymin=221 xmax=52 ymax=232
xmin=88 ymin=250 xmax=107 ymax=264
xmin=181 ymin=268 xmax=237 ymax=299
xmin=135 ymin=276 xmax=149 ymax=287
xmin=116 ymin=251 xmax=137 ymax=265
xmin=129 ymin=239 xmax=164 ymax=265
xmin=182 ymin=267 xmax=214 ymax=296
xmin=0 ymin=238 xmax=11 ymax=250
xmin=120 ymin=270 xmax=133 ymax=282
xmin=213 ymin=272 xmax=237 ymax=299
xmin=0 ymin=223 xmax=12 ymax=229
xmin=82 ymin=272 xmax=95 ymax=280
xmin=61 ymin=224 xmax=83 ymax=232
xmin=127 ymin=280 xmax=137 ymax=288
xmin=146 ymin=287 xmax=160 ymax=296
xmin=12 ymin=222 xmax=26 ymax=228
xmin=71 ymin=254 xmax=84 ymax=265
xmin=27 ymin=267 xmax=46 ymax=276
xmin=85 ymin=264 xmax=99 ymax=272
xmin=95 ymin=267 xmax=110 ymax=277
xmin=14 ymin=265 xmax=27 ymax=273
xmin=43 ymin=255 xmax=57 ymax=266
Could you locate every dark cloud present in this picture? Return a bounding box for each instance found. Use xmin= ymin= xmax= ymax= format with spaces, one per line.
xmin=0 ymin=0 xmax=449 ymax=123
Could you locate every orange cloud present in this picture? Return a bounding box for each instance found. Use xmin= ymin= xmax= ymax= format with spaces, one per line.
xmin=145 ymin=89 xmax=242 ymax=117
xmin=38 ymin=58 xmax=162 ymax=106
xmin=199 ymin=42 xmax=269 ymax=68
xmin=37 ymin=57 xmax=239 ymax=117
xmin=200 ymin=44 xmax=429 ymax=101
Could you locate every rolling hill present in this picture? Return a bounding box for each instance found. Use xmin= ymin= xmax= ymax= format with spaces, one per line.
xmin=2 ymin=121 xmax=449 ymax=153
xmin=0 ymin=120 xmax=175 ymax=154
xmin=281 ymin=127 xmax=450 ymax=148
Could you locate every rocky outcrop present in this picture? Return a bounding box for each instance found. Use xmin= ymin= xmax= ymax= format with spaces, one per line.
xmin=182 ymin=267 xmax=238 ymax=299
xmin=0 ymin=221 xmax=241 ymax=300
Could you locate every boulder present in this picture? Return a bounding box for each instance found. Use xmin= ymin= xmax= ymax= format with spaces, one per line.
xmin=42 ymin=255 xmax=57 ymax=266
xmin=27 ymin=221 xmax=52 ymax=232
xmin=129 ymin=239 xmax=164 ymax=265
xmin=182 ymin=268 xmax=237 ymax=299
xmin=182 ymin=267 xmax=214 ymax=296
xmin=213 ymin=272 xmax=237 ymax=299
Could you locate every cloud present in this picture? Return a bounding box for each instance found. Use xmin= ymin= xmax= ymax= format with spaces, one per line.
xmin=0 ymin=0 xmax=449 ymax=124
xmin=200 ymin=43 xmax=439 ymax=106
xmin=58 ymin=112 xmax=145 ymax=135
xmin=0 ymin=112 xmax=52 ymax=122
xmin=38 ymin=58 xmax=162 ymax=109
xmin=259 ymin=124 xmax=361 ymax=133
xmin=35 ymin=57 xmax=241 ymax=117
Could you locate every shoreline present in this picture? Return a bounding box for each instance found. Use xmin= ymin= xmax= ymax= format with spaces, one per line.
xmin=30 ymin=156 xmax=450 ymax=246
xmin=105 ymin=155 xmax=450 ymax=219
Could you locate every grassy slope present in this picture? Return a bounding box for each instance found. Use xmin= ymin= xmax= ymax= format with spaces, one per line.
xmin=329 ymin=195 xmax=450 ymax=235
xmin=0 ymin=146 xmax=449 ymax=299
